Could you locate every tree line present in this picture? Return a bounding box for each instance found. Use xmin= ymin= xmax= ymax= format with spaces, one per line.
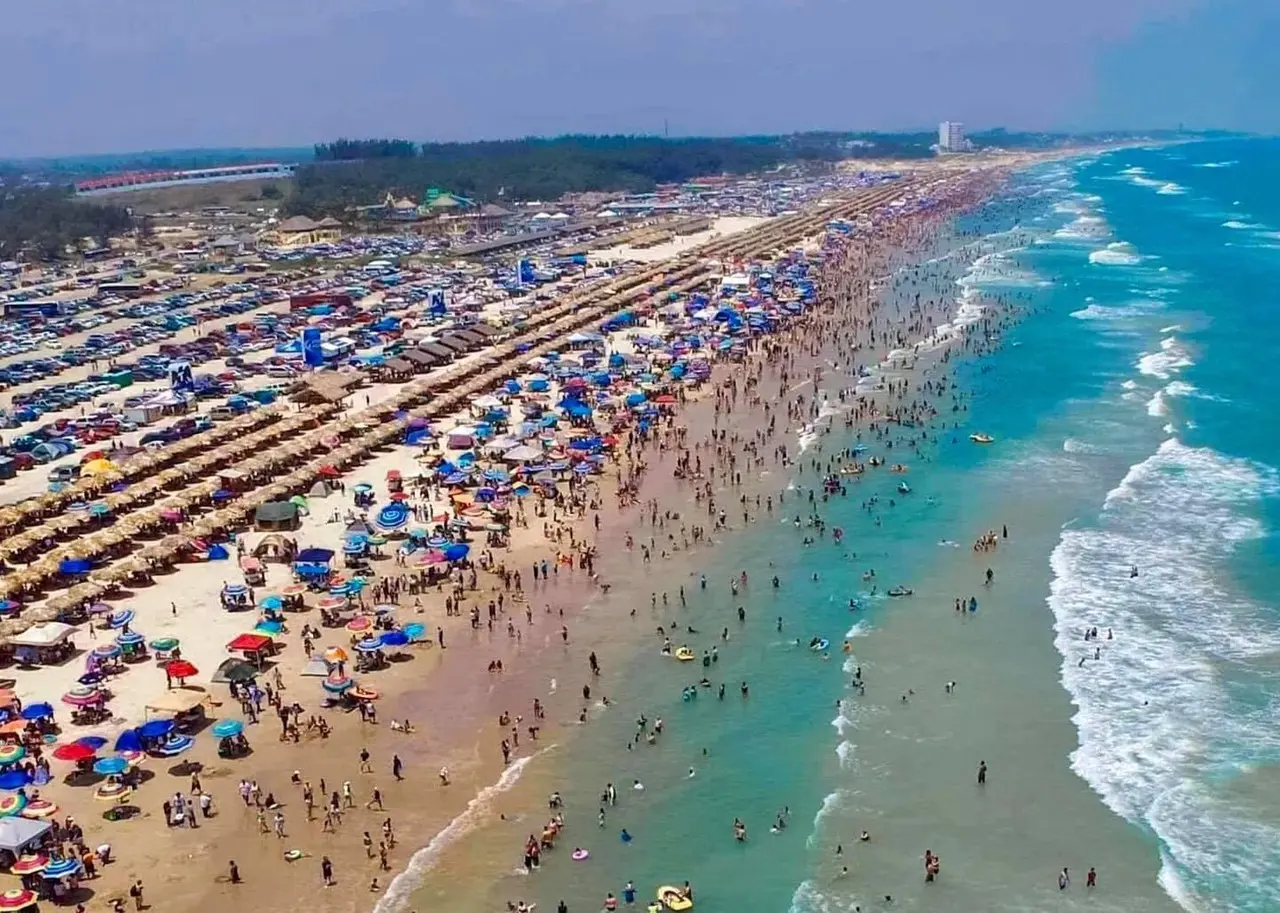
xmin=0 ymin=187 xmax=136 ymax=261
xmin=287 ymin=134 xmax=855 ymax=217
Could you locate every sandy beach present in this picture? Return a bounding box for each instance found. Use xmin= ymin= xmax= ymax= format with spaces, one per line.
xmin=0 ymin=159 xmax=1037 ymax=913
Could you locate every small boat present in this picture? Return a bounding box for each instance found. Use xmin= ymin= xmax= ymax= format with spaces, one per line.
xmin=887 ymin=586 xmax=913 ymax=598
xmin=656 ymin=887 xmax=693 ymax=912
xmin=674 ymin=647 xmax=696 ymax=662
xmin=970 ymin=433 xmax=994 ymax=444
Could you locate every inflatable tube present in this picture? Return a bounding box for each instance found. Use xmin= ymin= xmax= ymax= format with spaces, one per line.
xmin=810 ymin=638 xmax=829 ymax=652
xmin=656 ymin=887 xmax=693 ymax=911
xmin=571 ymin=849 xmax=589 ymax=861
xmin=674 ymin=648 xmax=695 ymax=662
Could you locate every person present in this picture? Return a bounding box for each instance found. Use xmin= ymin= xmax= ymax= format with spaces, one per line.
xmin=322 ymin=856 xmax=335 ymax=887
xmin=229 ymin=861 xmax=241 ymax=884
xmin=129 ymin=881 xmax=144 ymax=911
xmin=977 ymin=760 xmax=987 ymax=785
xmin=1086 ymin=867 xmax=1097 ymax=889
xmin=1058 ymin=867 xmax=1070 ymax=890
xmin=623 ymin=881 xmax=636 ymax=905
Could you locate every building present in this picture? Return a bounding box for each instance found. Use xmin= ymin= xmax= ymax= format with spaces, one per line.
xmin=938 ymin=122 xmax=969 ymax=153
xmin=261 ymin=215 xmax=343 ymax=249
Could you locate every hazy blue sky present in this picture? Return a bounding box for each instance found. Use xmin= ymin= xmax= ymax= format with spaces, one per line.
xmin=2 ymin=0 xmax=1275 ymax=157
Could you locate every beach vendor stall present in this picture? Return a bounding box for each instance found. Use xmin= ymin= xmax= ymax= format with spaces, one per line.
xmin=292 ymin=548 xmax=335 ymax=588
xmin=8 ymin=623 xmax=76 ymax=667
xmin=226 ymin=633 xmax=276 ymax=669
xmin=0 ymin=816 xmax=52 ymax=872
xmin=143 ymin=688 xmax=211 ymax=732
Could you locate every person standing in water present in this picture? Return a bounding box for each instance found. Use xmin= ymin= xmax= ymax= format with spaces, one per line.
xmin=977 ymin=760 xmax=987 ymax=785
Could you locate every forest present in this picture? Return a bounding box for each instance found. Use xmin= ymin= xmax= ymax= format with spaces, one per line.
xmin=0 ymin=187 xmax=136 ymax=261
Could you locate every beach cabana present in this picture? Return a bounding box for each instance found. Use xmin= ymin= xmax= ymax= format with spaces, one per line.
xmin=227 ymin=633 xmax=276 ymax=668
xmin=0 ymin=816 xmax=51 ymax=858
xmin=8 ymin=623 xmax=76 ymax=667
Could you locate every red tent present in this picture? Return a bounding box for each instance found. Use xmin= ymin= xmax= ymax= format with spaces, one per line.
xmin=226 ymin=633 xmax=273 ymax=654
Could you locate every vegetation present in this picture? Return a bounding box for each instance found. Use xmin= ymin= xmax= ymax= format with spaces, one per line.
xmin=0 ymin=186 xmax=136 ymax=261
xmin=313 ymin=139 xmax=418 ymax=161
xmin=287 ymin=134 xmax=852 ymax=217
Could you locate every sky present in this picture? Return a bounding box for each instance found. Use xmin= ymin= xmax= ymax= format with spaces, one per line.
xmin=1 ymin=0 xmax=1275 ymax=158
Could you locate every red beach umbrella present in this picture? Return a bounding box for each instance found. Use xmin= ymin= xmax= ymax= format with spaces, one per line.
xmin=164 ymin=660 xmax=199 ymax=680
xmin=8 ymin=854 xmax=47 ymax=875
xmin=51 ymin=742 xmax=96 ymax=762
xmin=0 ymin=888 xmax=37 ymax=910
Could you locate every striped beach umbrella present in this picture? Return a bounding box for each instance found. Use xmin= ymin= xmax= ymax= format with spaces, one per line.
xmin=0 ymin=793 xmax=27 ymax=817
xmin=322 ymin=673 xmax=354 ymax=695
xmin=20 ymin=798 xmax=58 ymax=819
xmin=93 ymin=756 xmax=129 ymax=776
xmin=8 ymin=854 xmax=48 ymax=875
xmin=0 ymin=744 xmax=24 ymax=766
xmin=42 ymin=858 xmax=81 ymax=879
xmin=0 ymin=888 xmax=38 ymax=910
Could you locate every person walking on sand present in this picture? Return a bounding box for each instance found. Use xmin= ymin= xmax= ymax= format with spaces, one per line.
xmin=321 ymin=856 xmax=334 ymax=887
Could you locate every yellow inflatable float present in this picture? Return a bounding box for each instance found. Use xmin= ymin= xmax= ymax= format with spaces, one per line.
xmin=656 ymin=886 xmax=693 ymax=911
xmin=674 ymin=647 xmax=696 ymax=662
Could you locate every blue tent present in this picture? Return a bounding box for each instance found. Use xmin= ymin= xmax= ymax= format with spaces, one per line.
xmin=114 ymin=729 xmax=143 ymax=753
xmin=295 ymin=548 xmax=334 ymax=564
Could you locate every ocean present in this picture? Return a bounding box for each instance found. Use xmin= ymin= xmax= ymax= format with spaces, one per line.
xmin=406 ymin=138 xmax=1280 ymax=913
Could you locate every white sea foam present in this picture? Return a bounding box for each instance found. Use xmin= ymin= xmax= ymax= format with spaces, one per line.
xmin=1137 ymin=337 xmax=1193 ymax=380
xmin=1193 ymin=160 xmax=1237 ymax=169
xmin=1222 ymin=220 xmax=1263 ymax=230
xmin=1050 ymin=440 xmax=1280 ymax=911
xmin=1156 ymin=182 xmax=1187 ymax=195
xmin=1089 ymin=241 xmax=1142 ymax=266
xmin=1146 ymin=390 xmax=1168 ymax=418
xmin=1063 ymin=438 xmax=1103 ymax=454
xmin=1070 ymin=300 xmax=1158 ymax=322
xmin=372 ymin=748 xmax=550 ymax=913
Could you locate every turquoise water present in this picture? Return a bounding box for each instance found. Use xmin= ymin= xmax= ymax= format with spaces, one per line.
xmin=431 ymin=140 xmax=1280 ymax=913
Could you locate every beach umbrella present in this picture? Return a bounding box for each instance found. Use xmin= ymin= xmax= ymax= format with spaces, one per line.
xmin=0 ymin=888 xmax=37 ymax=910
xmin=346 ymin=616 xmax=372 ymax=632
xmin=92 ymin=756 xmax=129 ymax=776
xmin=322 ymin=646 xmax=348 ymax=664
xmin=223 ymin=583 xmax=248 ymax=598
xmin=165 ymin=659 xmax=199 ymax=680
xmin=118 ymin=749 xmax=146 ymax=766
xmin=0 ymin=770 xmax=28 ymax=791
xmin=75 ymin=735 xmax=109 ymax=751
xmin=61 ymin=688 xmax=102 ymax=707
xmin=0 ymin=794 xmax=27 ymax=817
xmin=211 ymin=719 xmax=244 ymax=739
xmin=51 ymin=743 xmax=95 ymax=763
xmin=149 ymin=637 xmax=179 ymax=652
xmin=282 ymin=584 xmax=306 ymax=595
xmin=322 ymin=673 xmax=354 ymax=695
xmin=8 ymin=854 xmax=48 ymax=875
xmin=113 ymin=730 xmax=143 ymax=753
xmin=152 ymin=734 xmax=194 ymax=757
xmin=0 ymin=744 xmax=23 ymax=766
xmin=42 ymin=858 xmax=80 ymax=879
xmin=444 ymin=543 xmax=470 ymax=562
xmin=402 ymin=622 xmax=426 ymax=642
xmin=19 ymin=703 xmax=53 ymax=721
xmin=372 ymin=604 xmax=396 ymax=615
xmin=353 ymin=637 xmax=382 ymax=654
xmin=259 ymin=595 xmax=283 ymax=611
xmin=20 ymin=798 xmax=58 ymax=819
xmin=137 ymin=719 xmax=174 ymax=740
xmin=317 ymin=596 xmax=347 ymax=610
xmin=379 ymin=630 xmax=409 ymax=647
xmin=115 ymin=631 xmax=144 ymax=647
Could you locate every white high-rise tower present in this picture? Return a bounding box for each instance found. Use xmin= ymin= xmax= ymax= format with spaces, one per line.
xmin=938 ymin=121 xmax=966 ymax=153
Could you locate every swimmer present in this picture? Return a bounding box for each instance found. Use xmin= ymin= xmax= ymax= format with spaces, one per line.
xmin=633 ymin=780 xmax=645 ymax=791
xmin=688 ymin=768 xmax=696 ymax=778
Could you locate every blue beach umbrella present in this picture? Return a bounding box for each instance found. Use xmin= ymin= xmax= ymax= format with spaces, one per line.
xmin=211 ymin=720 xmax=244 ymax=739
xmin=106 ymin=609 xmax=134 ymax=629
xmin=115 ymin=631 xmax=144 ymax=647
xmin=20 ymin=703 xmax=53 ymax=721
xmin=113 ymin=729 xmax=143 ymax=753
xmin=137 ymin=719 xmax=174 ymax=740
xmin=43 ymin=858 xmax=80 ymax=879
xmin=92 ymin=756 xmax=129 ymax=776
xmin=379 ymin=630 xmax=409 ymax=647
xmin=259 ymin=595 xmax=283 ymax=611
xmin=0 ymin=770 xmax=30 ymax=790
xmin=353 ymin=638 xmax=382 ymax=654
xmin=443 ymin=543 xmax=469 ymax=562
xmin=75 ymin=735 xmax=108 ymax=751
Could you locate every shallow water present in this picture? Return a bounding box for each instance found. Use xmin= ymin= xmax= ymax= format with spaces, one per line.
xmin=400 ymin=140 xmax=1280 ymax=913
